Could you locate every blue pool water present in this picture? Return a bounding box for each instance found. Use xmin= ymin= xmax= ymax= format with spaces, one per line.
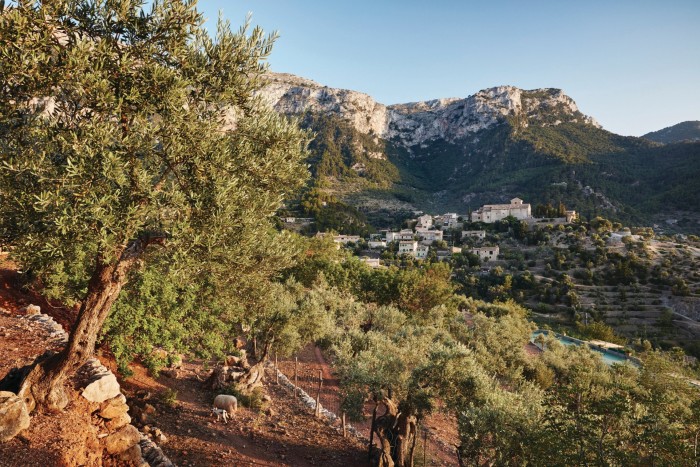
xmin=531 ymin=330 xmax=638 ymax=367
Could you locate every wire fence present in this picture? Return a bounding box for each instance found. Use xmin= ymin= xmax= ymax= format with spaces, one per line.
xmin=267 ymin=345 xmax=457 ymax=466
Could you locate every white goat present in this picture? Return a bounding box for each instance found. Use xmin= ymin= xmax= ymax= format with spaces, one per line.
xmin=211 ymin=407 xmax=229 ymax=424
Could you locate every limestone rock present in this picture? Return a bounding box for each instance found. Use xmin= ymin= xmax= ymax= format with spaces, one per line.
xmin=104 ymin=424 xmax=140 ymax=454
xmin=82 ymin=371 xmax=120 ymax=403
xmin=99 ymin=393 xmax=128 ymax=419
xmin=259 ymin=72 xmax=601 ymax=148
xmin=105 ymin=412 xmax=132 ymax=432
xmin=0 ymin=391 xmax=30 ymax=442
xmin=119 ymin=443 xmax=143 ymax=464
xmin=23 ymin=304 xmax=41 ymax=315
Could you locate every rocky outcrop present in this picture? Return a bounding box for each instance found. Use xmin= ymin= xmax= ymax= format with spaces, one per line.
xmin=259 ymin=73 xmax=600 ymax=148
xmin=261 ymin=73 xmax=389 ymax=136
xmin=0 ymin=391 xmax=30 ymax=442
xmin=6 ymin=308 xmax=175 ymax=466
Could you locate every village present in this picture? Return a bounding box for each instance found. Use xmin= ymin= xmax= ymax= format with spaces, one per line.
xmin=289 ymin=197 xmax=578 ymax=268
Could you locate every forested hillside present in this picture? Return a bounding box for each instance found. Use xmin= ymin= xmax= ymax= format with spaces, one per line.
xmin=296 ymin=110 xmax=700 ymax=233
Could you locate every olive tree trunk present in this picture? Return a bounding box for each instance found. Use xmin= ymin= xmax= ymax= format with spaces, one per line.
xmin=373 ymin=398 xmax=418 ymax=467
xmin=12 ymin=239 xmax=148 ymax=412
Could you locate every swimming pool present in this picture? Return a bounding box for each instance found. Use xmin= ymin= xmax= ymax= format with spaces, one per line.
xmin=531 ymin=330 xmax=639 ymax=367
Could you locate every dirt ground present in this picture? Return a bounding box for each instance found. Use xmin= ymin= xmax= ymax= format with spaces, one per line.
xmin=0 ymin=261 xmax=368 ymax=466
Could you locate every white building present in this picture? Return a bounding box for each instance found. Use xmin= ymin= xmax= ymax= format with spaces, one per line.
xmin=470 ymin=246 xmax=500 ymax=262
xmin=361 ymin=257 xmax=381 ymax=268
xmin=368 ymin=240 xmax=387 ymax=249
xmin=415 ymin=245 xmax=430 ymax=259
xmin=398 ymin=240 xmax=418 ymax=255
xmin=332 ymin=234 xmax=361 ymax=245
xmin=416 ymin=228 xmax=443 ymax=244
xmin=471 ymin=198 xmax=531 ymax=223
xmin=416 ymin=214 xmax=433 ymax=228
xmin=386 ymin=229 xmax=415 ymax=242
xmin=462 ymin=230 xmax=486 ymax=240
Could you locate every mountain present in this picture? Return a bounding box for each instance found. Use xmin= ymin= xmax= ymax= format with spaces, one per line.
xmin=643 ymin=121 xmax=700 ymax=144
xmin=261 ymin=74 xmax=700 ymax=234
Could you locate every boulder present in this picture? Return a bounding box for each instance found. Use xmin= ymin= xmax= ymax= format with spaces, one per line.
xmin=99 ymin=394 xmax=129 ymax=419
xmin=104 ymin=424 xmax=141 ymax=454
xmin=0 ymin=391 xmax=30 ymax=442
xmin=82 ymin=373 xmax=121 ymax=403
xmin=224 ymin=355 xmax=241 ymax=366
xmin=119 ymin=443 xmax=143 ymax=464
xmin=161 ymin=369 xmax=179 ymax=379
xmin=23 ymin=304 xmax=41 ymax=315
xmin=105 ymin=412 xmax=132 ymax=432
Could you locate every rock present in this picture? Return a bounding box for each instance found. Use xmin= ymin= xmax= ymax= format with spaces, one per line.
xmin=262 ymin=394 xmax=272 ymax=403
xmin=99 ymin=394 xmax=128 ymax=419
xmin=155 ymin=432 xmax=168 ymax=444
xmin=161 ymin=369 xmax=179 ymax=379
xmin=105 ymin=412 xmax=132 ymax=432
xmin=119 ymin=443 xmax=143 ymax=464
xmin=82 ymin=373 xmax=121 ymax=403
xmin=0 ymin=391 xmax=30 ymax=442
xmin=23 ymin=304 xmax=41 ymax=315
xmin=104 ymin=424 xmax=141 ymax=454
xmin=143 ymin=403 xmax=156 ymax=415
xmin=233 ymin=337 xmax=246 ymax=349
xmin=168 ymin=354 xmax=183 ymax=369
xmin=224 ymin=355 xmax=241 ymax=366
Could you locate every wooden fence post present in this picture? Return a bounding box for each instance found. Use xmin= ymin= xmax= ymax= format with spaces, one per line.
xmin=315 ymin=369 xmax=323 ymax=417
xmin=294 ymin=357 xmax=298 ymax=397
xmin=368 ymin=400 xmax=378 ymax=462
xmin=275 ymin=352 xmax=279 ymax=385
xmin=342 ymin=411 xmax=347 ymax=438
xmin=423 ymin=427 xmax=428 ymax=467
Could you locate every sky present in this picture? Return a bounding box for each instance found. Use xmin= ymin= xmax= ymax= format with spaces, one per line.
xmin=195 ymin=0 xmax=700 ymax=136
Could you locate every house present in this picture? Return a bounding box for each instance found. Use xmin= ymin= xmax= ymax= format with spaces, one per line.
xmin=368 ymin=240 xmax=387 ymax=249
xmin=470 ymin=246 xmax=499 ymax=262
xmin=361 ymin=257 xmax=381 ymax=268
xmin=386 ymin=229 xmax=415 ymax=242
xmin=333 ymin=234 xmax=361 ymax=245
xmin=415 ymin=245 xmax=430 ymax=259
xmin=462 ymin=230 xmax=486 ymax=240
xmin=416 ymin=214 xmax=433 ymax=228
xmin=416 ymin=228 xmax=443 ymax=244
xmin=436 ymin=213 xmax=458 ymax=227
xmin=471 ymin=198 xmax=531 ymax=223
xmin=398 ymin=240 xmax=418 ymax=255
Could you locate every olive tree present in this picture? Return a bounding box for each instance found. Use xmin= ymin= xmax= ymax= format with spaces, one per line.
xmin=0 ymin=0 xmax=308 ymax=411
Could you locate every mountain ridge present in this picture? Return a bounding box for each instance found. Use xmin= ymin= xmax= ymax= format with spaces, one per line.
xmin=260 ymin=73 xmax=600 ymax=148
xmin=643 ymin=121 xmax=700 ymax=144
xmin=261 ymin=73 xmax=700 ymax=234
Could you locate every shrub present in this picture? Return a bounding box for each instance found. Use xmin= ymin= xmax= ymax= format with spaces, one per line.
xmin=158 ymin=388 xmax=178 ymax=408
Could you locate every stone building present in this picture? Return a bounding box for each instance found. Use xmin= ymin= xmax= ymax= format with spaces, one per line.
xmin=471 ymin=198 xmax=531 ymax=223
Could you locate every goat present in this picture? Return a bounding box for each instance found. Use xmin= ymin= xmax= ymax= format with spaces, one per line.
xmin=211 ymin=407 xmax=229 ymax=424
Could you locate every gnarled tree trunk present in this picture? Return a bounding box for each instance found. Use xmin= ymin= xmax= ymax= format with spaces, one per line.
xmin=373 ymin=398 xmax=418 ymax=467
xmin=14 ymin=247 xmax=141 ymax=412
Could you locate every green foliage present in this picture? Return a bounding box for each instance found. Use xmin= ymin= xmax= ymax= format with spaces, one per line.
xmin=0 ymin=0 xmax=311 ymax=370
xmin=223 ymin=385 xmax=265 ymax=412
xmin=157 ymin=388 xmax=178 ymax=408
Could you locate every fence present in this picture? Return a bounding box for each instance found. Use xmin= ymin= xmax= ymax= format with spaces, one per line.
xmin=267 ymin=345 xmax=457 ymax=466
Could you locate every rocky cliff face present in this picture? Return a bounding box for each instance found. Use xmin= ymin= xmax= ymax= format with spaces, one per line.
xmin=259 ymin=73 xmax=600 ymax=147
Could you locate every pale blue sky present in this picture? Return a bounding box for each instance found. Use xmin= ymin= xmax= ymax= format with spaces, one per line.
xmin=196 ymin=0 xmax=700 ymax=136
